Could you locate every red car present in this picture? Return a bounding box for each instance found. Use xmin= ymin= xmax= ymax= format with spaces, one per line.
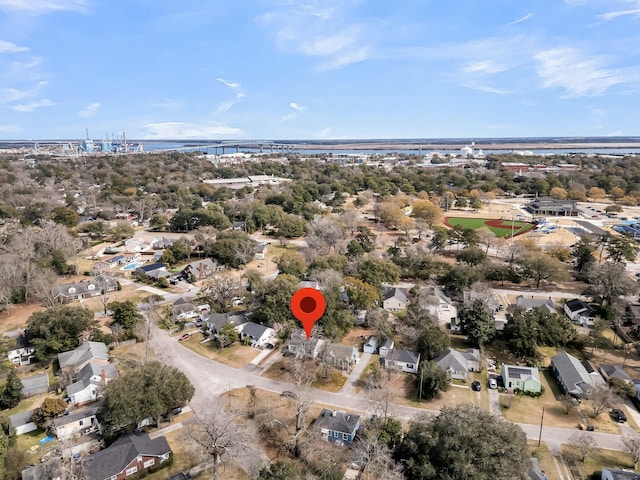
xmin=178 ymin=333 xmax=191 ymax=342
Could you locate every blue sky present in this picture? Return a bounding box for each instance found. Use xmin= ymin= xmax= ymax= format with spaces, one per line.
xmin=1 ymin=0 xmax=640 ymax=140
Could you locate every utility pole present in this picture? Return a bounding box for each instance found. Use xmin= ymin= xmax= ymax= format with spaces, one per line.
xmin=538 ymin=406 xmax=545 ymax=447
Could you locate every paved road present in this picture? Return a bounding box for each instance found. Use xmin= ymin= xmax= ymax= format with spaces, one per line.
xmin=149 ymin=323 xmax=631 ymax=453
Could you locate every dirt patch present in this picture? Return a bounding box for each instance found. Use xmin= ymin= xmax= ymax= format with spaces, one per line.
xmin=0 ymin=303 xmax=46 ymax=333
xmin=341 ymin=327 xmax=373 ymax=350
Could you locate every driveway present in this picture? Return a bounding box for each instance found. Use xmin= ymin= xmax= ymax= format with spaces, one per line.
xmin=488 ymin=387 xmax=501 ymax=416
xmin=339 ymin=352 xmax=371 ymax=397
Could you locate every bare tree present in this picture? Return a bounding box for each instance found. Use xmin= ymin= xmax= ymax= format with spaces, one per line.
xmin=186 ymin=406 xmax=252 ymax=480
xmin=92 ymin=271 xmax=116 ymax=314
xmin=32 ymin=267 xmax=60 ymax=307
xmin=306 ymin=215 xmax=344 ymax=254
xmin=560 ymin=393 xmax=578 ymax=415
xmin=287 ymin=358 xmax=314 ymax=457
xmin=622 ymin=435 xmax=640 ymax=469
xmin=340 ymin=209 xmax=361 ymax=236
xmin=364 ymin=375 xmax=397 ymax=420
xmin=353 ymin=428 xmax=404 ymax=480
xmin=200 ymin=273 xmax=243 ymax=312
xmin=568 ymin=432 xmax=596 ymax=462
xmin=586 ymin=385 xmax=619 ymax=418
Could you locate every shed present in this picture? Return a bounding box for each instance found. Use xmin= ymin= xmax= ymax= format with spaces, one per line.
xmin=363 ymin=336 xmax=378 ymax=354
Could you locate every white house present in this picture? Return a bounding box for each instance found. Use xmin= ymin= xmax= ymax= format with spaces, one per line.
xmin=323 ymin=344 xmax=360 ymax=371
xmin=236 ymin=322 xmax=276 ymax=348
xmin=424 ymin=286 xmax=458 ymax=325
xmin=6 ymin=332 xmax=35 ymax=366
xmin=382 ymin=287 xmax=407 ymax=311
xmin=564 ymin=298 xmax=597 ymax=327
xmin=53 ymin=405 xmax=101 ymax=440
xmin=363 ymin=336 xmax=378 ymax=354
xmin=288 ymin=331 xmax=324 ymax=359
xmin=433 ymin=348 xmax=481 ymax=381
xmin=379 ymin=339 xmax=394 ymax=358
xmin=66 ymin=361 xmax=118 ymax=406
xmin=172 ymin=298 xmax=200 ymax=320
xmin=384 ymin=349 xmax=420 ymax=374
xmin=255 ymin=243 xmax=268 ymax=260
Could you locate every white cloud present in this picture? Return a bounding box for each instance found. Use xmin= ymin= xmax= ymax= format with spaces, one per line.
xmin=462 ymin=60 xmax=508 ymax=75
xmin=257 ymin=1 xmax=372 ymax=70
xmin=534 ymin=47 xmax=626 ymax=96
xmin=216 ymin=77 xmax=240 ymax=89
xmin=0 ymin=40 xmax=28 ymax=53
xmin=508 ymin=12 xmax=534 ymax=25
xmin=0 ymin=0 xmax=88 ymax=14
xmin=142 ymin=121 xmax=242 ymax=139
xmin=463 ymin=84 xmax=511 ymax=95
xmin=598 ymin=5 xmax=640 ymax=20
xmin=11 ymin=98 xmax=55 ymax=111
xmin=282 ymin=102 xmax=306 ymax=122
xmin=0 ymin=81 xmax=47 ymax=103
xmin=78 ymin=102 xmax=100 ymax=118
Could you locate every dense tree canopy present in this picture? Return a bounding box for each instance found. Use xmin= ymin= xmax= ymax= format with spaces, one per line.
xmin=395 ymin=404 xmax=530 ymax=480
xmin=101 ymin=361 xmax=194 ymax=436
xmin=26 ymin=305 xmax=98 ymax=361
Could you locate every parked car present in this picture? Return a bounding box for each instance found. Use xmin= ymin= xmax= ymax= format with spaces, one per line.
xmin=488 ymin=378 xmax=498 ymax=389
xmin=471 ymin=381 xmax=482 ymax=391
xmin=611 ymin=408 xmax=627 ymax=423
xmin=179 ymin=333 xmax=191 ymax=342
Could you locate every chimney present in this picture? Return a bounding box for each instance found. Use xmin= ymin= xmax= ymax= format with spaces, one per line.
xmin=100 ymin=369 xmax=106 ymax=385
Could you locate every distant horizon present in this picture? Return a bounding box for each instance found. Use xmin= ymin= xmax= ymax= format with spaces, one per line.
xmin=2 ymin=135 xmax=640 ymax=144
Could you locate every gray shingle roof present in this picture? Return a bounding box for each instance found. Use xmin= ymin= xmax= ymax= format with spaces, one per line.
xmin=515 ymin=295 xmax=555 ymax=313
xmin=503 ymin=364 xmax=541 ymax=383
xmin=552 ymin=351 xmax=603 ymax=394
xmin=9 ymin=409 xmax=35 ymax=428
xmin=434 ymin=348 xmax=468 ymax=372
xmin=20 ymin=372 xmax=49 ymax=394
xmin=314 ymin=409 xmax=360 ymax=435
xmin=67 ymin=361 xmax=118 ymax=396
xmin=58 ymin=342 xmax=109 ymax=369
xmin=238 ymin=322 xmax=271 ymax=339
xmin=84 ymin=432 xmax=171 ymax=480
xmin=386 ymin=348 xmax=419 ymax=364
xmin=21 ymin=460 xmax=62 ymax=480
xmin=53 ymin=405 xmax=99 ymax=428
xmin=600 ymin=364 xmax=631 ymax=382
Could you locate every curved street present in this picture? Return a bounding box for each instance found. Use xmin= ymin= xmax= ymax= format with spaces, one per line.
xmin=148 ymin=322 xmax=626 ymax=452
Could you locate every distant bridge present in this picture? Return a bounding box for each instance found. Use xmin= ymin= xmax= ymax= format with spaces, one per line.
xmin=154 ymin=140 xmax=301 ymax=154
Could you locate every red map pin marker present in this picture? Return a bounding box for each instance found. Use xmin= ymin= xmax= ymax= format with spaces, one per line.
xmin=290 ymin=288 xmax=326 ymax=339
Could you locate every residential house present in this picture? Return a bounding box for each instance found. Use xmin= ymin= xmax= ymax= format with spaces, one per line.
xmin=58 ymin=341 xmax=109 ymax=372
xmin=363 ymin=336 xmax=378 ymax=354
xmin=66 ymin=361 xmax=118 ymax=406
xmin=511 ymin=295 xmax=556 ymax=314
xmin=231 ymin=220 xmax=247 ymax=231
xmin=52 ymin=405 xmax=100 ymax=440
xmin=288 ymin=331 xmax=324 ymax=359
xmin=600 ymin=364 xmax=631 ymax=384
xmin=356 ymin=310 xmax=367 ymax=326
xmin=84 ymin=432 xmax=172 ymax=480
xmin=255 ymin=243 xmax=268 ymax=260
xmin=564 ymin=298 xmax=597 ymax=327
xmin=124 ymin=238 xmax=149 ymax=252
xmin=299 ymin=280 xmax=321 ymax=290
xmin=384 ymin=349 xmax=420 ymax=374
xmin=601 ymin=468 xmax=640 ymax=480
xmin=182 ymin=258 xmax=220 ymax=280
xmin=172 ymin=298 xmax=200 ymax=320
xmin=6 ymin=331 xmax=35 ymax=366
xmin=9 ymin=409 xmax=37 ymax=435
xmin=314 ymin=409 xmax=361 ymax=445
xmin=236 ymin=322 xmax=276 ymax=348
xmin=152 ymin=237 xmax=174 ymax=250
xmin=378 ymin=339 xmax=394 ymax=358
xmin=22 ymin=460 xmax=63 ymax=480
xmin=323 ymin=344 xmax=359 ymax=370
xmin=52 ymin=278 xmax=118 ymax=303
xmin=502 ymin=364 xmax=542 ymax=394
xmin=382 ymin=286 xmax=407 ymax=311
xmin=424 ymin=286 xmax=458 ymax=325
xmin=433 ymin=348 xmax=481 ymax=381
xmin=205 ymin=311 xmax=247 ymax=335
xmin=551 ymin=351 xmax=605 ymax=397
xmin=21 ymin=372 xmax=49 ymax=398
xmin=134 ymin=262 xmax=170 ymax=280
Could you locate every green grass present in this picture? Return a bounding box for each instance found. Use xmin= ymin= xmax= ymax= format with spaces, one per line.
xmin=445 ymin=217 xmax=535 ymax=238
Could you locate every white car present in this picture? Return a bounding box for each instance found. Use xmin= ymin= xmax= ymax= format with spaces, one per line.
xmin=488 ymin=378 xmax=498 ymax=389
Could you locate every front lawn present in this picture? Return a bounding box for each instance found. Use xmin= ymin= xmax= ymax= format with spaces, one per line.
xmin=180 ymin=333 xmax=260 ymax=368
